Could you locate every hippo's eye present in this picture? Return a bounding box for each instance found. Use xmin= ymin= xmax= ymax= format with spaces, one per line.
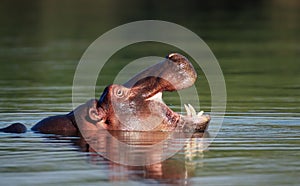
xmin=115 ymin=88 xmax=124 ymax=98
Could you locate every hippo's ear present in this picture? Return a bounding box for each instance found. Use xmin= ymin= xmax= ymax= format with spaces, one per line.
xmin=87 ymin=100 xmax=103 ymax=122
xmin=88 ymin=107 xmax=102 ymax=122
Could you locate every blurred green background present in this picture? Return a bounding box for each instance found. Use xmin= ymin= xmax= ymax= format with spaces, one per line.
xmin=0 ymin=0 xmax=299 ymax=113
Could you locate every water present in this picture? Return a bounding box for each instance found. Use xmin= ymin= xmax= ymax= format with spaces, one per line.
xmin=0 ymin=1 xmax=300 ymax=185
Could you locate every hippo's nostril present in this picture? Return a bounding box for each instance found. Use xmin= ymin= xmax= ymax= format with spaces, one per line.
xmin=166 ymin=53 xmax=178 ymax=60
xmin=166 ymin=53 xmax=187 ymax=63
xmin=167 ymin=53 xmax=176 ymax=58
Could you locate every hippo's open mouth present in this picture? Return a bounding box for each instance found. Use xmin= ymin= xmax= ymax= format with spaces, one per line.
xmin=96 ymin=53 xmax=210 ymax=132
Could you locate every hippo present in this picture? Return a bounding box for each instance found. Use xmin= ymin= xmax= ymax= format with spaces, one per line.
xmin=0 ymin=53 xmax=210 ymax=135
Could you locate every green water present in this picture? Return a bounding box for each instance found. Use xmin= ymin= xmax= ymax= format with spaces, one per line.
xmin=0 ymin=1 xmax=299 ymax=185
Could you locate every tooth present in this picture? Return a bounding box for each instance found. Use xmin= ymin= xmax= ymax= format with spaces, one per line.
xmin=184 ymin=104 xmax=191 ymax=116
xmin=188 ymin=104 xmax=196 ymax=116
xmin=198 ymin=111 xmax=204 ymax=116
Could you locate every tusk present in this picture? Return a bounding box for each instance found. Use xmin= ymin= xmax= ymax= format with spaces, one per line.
xmin=184 ymin=104 xmax=191 ymax=116
xmin=197 ymin=111 xmax=204 ymax=116
xmin=188 ymin=104 xmax=196 ymax=116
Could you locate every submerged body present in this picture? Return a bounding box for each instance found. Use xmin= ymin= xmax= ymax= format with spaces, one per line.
xmin=1 ymin=53 xmax=210 ymax=135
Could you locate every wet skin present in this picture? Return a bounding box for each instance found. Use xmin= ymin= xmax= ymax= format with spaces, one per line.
xmin=0 ymin=53 xmax=210 ymax=135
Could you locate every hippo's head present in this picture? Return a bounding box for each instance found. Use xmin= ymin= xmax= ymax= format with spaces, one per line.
xmin=80 ymin=53 xmax=210 ymax=132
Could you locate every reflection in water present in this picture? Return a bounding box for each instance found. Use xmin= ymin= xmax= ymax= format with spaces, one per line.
xmin=71 ymin=131 xmax=209 ymax=185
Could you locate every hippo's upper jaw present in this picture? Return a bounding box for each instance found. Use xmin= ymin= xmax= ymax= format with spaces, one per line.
xmin=93 ymin=53 xmax=211 ymax=132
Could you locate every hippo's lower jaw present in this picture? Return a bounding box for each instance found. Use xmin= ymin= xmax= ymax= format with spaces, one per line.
xmin=141 ymin=92 xmax=210 ymax=132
